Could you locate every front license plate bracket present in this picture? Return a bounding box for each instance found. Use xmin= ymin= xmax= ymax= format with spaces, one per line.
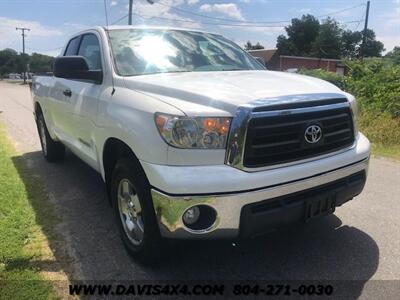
xmin=305 ymin=194 xmax=336 ymax=222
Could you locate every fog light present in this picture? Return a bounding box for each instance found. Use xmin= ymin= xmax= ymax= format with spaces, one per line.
xmin=183 ymin=206 xmax=200 ymax=225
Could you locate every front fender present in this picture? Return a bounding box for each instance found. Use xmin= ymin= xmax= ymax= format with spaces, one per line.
xmin=94 ymin=86 xmax=184 ymax=180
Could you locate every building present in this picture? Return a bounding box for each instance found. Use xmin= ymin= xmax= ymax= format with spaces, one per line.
xmin=248 ymin=49 xmax=347 ymax=75
xmin=248 ymin=49 xmax=280 ymax=70
xmin=279 ymin=55 xmax=346 ymax=75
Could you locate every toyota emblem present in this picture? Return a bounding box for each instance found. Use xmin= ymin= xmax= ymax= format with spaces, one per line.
xmin=304 ymin=125 xmax=322 ymax=144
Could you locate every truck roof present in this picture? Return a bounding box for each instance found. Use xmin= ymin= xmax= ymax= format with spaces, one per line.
xmin=68 ymin=25 xmax=220 ymax=40
xmin=102 ymin=25 xmax=218 ymax=35
xmin=62 ymin=25 xmax=223 ymax=55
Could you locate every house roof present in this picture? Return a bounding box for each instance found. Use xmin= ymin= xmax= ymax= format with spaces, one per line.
xmin=280 ymin=55 xmax=342 ymax=62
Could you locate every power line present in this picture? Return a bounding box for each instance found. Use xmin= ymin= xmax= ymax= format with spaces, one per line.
xmin=130 ymin=13 xmax=286 ymax=27
xmin=314 ymin=4 xmax=366 ymax=19
xmin=111 ymin=1 xmax=366 ymax=28
xmin=16 ymin=4 xmax=364 ymax=54
xmin=343 ymin=19 xmax=365 ymax=24
xmin=112 ymin=11 xmax=364 ymax=30
xmin=156 ymin=0 xmax=365 ymax=24
xmin=156 ymin=0 xmax=289 ymax=24
xmin=111 ymin=13 xmax=130 ymax=25
xmin=0 ymin=34 xmax=20 ymax=50
xmin=354 ymin=5 xmax=367 ymax=31
xmin=26 ymin=46 xmax=63 ymax=52
xmin=353 ymin=18 xmax=363 ymax=31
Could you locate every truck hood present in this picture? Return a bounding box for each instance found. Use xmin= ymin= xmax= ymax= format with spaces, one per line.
xmin=122 ymin=70 xmax=346 ymax=116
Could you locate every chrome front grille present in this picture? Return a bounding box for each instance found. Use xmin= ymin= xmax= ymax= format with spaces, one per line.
xmin=243 ymin=105 xmax=354 ymax=168
xmin=225 ymin=93 xmax=355 ymax=171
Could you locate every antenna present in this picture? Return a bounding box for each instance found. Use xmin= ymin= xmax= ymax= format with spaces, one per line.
xmin=103 ymin=0 xmax=110 ymax=26
xmin=103 ymin=0 xmax=116 ymax=95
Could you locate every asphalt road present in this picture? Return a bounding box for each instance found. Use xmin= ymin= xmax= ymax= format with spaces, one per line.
xmin=1 ymin=81 xmax=400 ymax=298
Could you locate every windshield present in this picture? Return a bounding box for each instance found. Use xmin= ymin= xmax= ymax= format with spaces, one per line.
xmin=108 ymin=29 xmax=265 ymax=76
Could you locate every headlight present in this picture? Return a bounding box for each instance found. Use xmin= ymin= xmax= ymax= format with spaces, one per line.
xmin=155 ymin=113 xmax=232 ymax=149
xmin=348 ymin=95 xmax=359 ymax=136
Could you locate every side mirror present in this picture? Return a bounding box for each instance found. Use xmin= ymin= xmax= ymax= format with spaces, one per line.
xmin=53 ymin=56 xmax=102 ymax=84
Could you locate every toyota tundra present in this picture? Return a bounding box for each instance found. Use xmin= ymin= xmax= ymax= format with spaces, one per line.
xmin=31 ymin=26 xmax=370 ymax=262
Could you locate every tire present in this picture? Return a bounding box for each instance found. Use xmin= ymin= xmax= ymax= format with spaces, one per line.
xmin=111 ymin=157 xmax=162 ymax=264
xmin=36 ymin=112 xmax=65 ymax=162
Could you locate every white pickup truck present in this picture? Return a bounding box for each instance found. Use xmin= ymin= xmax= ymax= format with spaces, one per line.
xmin=32 ymin=26 xmax=370 ymax=262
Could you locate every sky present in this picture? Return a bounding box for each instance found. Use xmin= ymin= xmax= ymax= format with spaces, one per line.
xmin=0 ymin=0 xmax=398 ymax=57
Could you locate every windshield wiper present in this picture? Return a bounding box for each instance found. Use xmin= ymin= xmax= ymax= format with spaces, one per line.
xmin=166 ymin=70 xmax=191 ymax=74
xmin=221 ymin=68 xmax=246 ymax=71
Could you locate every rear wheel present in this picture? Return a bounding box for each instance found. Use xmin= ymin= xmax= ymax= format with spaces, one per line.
xmin=36 ymin=113 xmax=65 ymax=162
xmin=111 ymin=158 xmax=162 ymax=264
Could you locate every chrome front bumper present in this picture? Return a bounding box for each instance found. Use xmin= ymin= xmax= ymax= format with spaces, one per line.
xmin=151 ymin=157 xmax=369 ymax=239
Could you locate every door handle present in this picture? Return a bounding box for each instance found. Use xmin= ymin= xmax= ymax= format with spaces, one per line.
xmin=63 ymin=89 xmax=72 ymax=97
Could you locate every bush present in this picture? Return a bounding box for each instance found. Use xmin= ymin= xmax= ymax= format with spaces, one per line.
xmin=359 ymin=111 xmax=400 ymax=145
xmin=299 ymin=61 xmax=400 ymax=118
xmin=298 ymin=60 xmax=400 ymax=147
xmin=299 ymin=68 xmax=347 ymax=90
xmin=345 ymin=59 xmax=400 ymax=118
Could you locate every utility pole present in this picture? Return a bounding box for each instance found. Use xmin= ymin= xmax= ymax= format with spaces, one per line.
xmin=15 ymin=27 xmax=30 ymax=84
xmin=128 ymin=0 xmax=133 ymax=25
xmin=128 ymin=0 xmax=154 ymax=25
xmin=361 ymin=1 xmax=370 ymax=58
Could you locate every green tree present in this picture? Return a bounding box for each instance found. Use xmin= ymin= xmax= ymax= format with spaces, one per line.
xmin=29 ymin=53 xmax=54 ymax=73
xmin=0 ymin=48 xmax=54 ymax=77
xmin=276 ymin=35 xmax=297 ymax=55
xmin=361 ymin=29 xmax=385 ymax=57
xmin=0 ymin=48 xmax=18 ymax=76
xmin=311 ymin=18 xmax=342 ymax=58
xmin=341 ymin=30 xmax=362 ymax=58
xmin=275 ymin=14 xmax=385 ymax=59
xmin=276 ymin=14 xmax=320 ymax=56
xmin=341 ymin=29 xmax=383 ymax=58
xmin=244 ymin=41 xmax=265 ymax=50
xmin=385 ymin=46 xmax=400 ymax=65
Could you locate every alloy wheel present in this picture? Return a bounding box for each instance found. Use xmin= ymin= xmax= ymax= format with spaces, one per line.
xmin=117 ymin=179 xmax=144 ymax=245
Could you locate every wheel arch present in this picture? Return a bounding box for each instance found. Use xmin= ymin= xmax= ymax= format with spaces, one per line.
xmin=34 ymin=101 xmax=43 ymax=119
xmin=102 ymin=137 xmax=146 ymax=202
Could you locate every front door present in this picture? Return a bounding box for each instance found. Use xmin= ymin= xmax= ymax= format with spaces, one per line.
xmin=62 ymin=33 xmax=105 ymax=168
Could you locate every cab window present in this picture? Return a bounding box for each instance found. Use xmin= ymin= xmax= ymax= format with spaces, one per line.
xmin=64 ymin=36 xmax=81 ymax=56
xmin=77 ymin=34 xmax=102 ymax=70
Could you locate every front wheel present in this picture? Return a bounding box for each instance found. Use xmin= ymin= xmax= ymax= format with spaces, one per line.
xmin=36 ymin=113 xmax=65 ymax=162
xmin=111 ymin=158 xmax=162 ymax=264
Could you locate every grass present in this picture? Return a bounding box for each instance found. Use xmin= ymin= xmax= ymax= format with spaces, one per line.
xmin=359 ymin=111 xmax=400 ymax=146
xmin=299 ymin=64 xmax=400 ymax=162
xmin=371 ymin=144 xmax=400 ymax=161
xmin=0 ymin=124 xmax=60 ymax=300
xmin=359 ymin=111 xmax=400 ymax=161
